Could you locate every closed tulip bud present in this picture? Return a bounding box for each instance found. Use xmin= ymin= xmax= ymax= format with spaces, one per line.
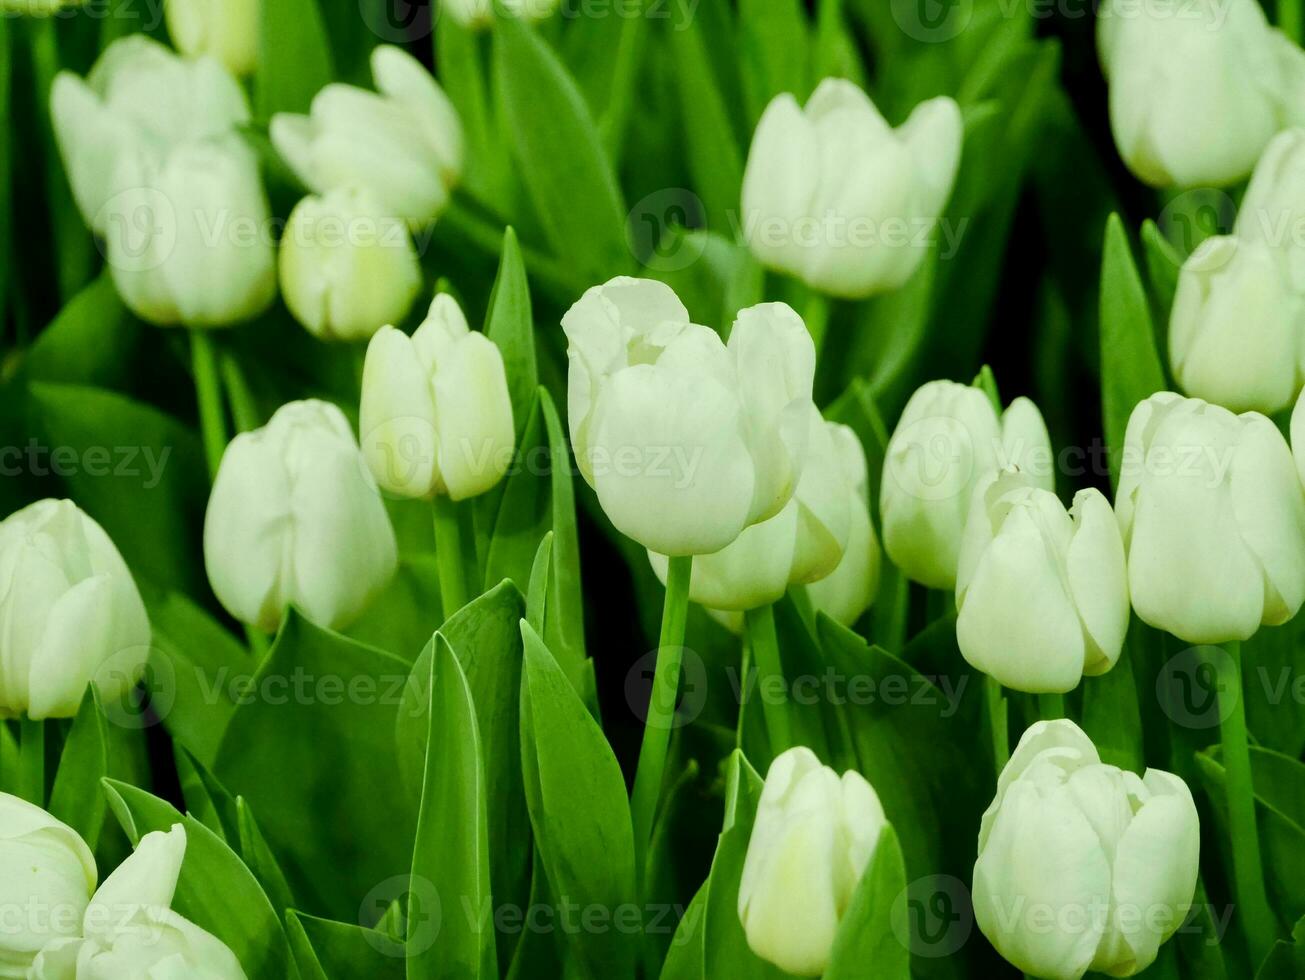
xmin=741 ymin=78 xmax=961 ymax=299
xmin=808 ymin=425 xmax=882 ymax=627
xmin=974 ymin=720 xmax=1199 ymax=980
xmin=1169 ymin=236 xmax=1301 ymax=414
xmin=166 ymin=0 xmax=260 ymax=77
xmin=1097 ymin=0 xmax=1288 ymax=187
xmin=737 ymin=747 xmax=888 ymax=977
xmin=881 ymin=381 xmax=1052 ymax=590
xmin=1236 ymin=127 xmax=1305 ymax=291
xmin=0 ymin=500 xmax=150 ymax=720
xmin=442 ymin=0 xmax=559 ymax=28
xmin=270 ymin=45 xmax=462 ymax=229
xmin=562 ymin=278 xmax=816 ymax=556
xmin=204 ymin=399 xmax=398 ymax=633
xmin=1292 ymin=387 xmax=1305 ymax=486
xmin=956 ymin=471 xmax=1129 ymax=693
xmin=1118 ymin=393 xmax=1305 ymax=643
xmin=360 ymin=294 xmax=515 ymax=500
xmin=278 ymin=187 xmax=421 ymax=341
xmin=0 ymin=793 xmax=97 ymax=974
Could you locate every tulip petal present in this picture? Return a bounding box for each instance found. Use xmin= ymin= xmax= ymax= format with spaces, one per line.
xmin=359 ymin=326 xmax=439 ymax=499
xmin=85 ymin=825 xmax=186 ymax=943
xmin=1067 ymin=489 xmax=1130 ymax=676
xmin=432 ymin=334 xmax=516 ymax=500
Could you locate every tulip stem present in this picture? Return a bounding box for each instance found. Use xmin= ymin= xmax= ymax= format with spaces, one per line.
xmin=1214 ymin=640 xmax=1276 ymax=964
xmin=190 ymin=331 xmax=228 ymax=480
xmin=219 ymin=352 xmax=262 ymax=432
xmin=631 ymin=554 xmax=692 ymax=887
xmin=18 ymin=716 xmax=43 ymax=806
xmin=986 ymin=676 xmax=1009 ymax=772
xmin=1282 ymin=0 xmax=1302 ymax=45
xmin=1037 ymin=692 xmax=1066 ymax=720
xmin=745 ymin=604 xmax=792 ymax=757
xmin=432 ymin=495 xmax=469 ymax=621
xmin=804 ymin=290 xmax=830 ymax=356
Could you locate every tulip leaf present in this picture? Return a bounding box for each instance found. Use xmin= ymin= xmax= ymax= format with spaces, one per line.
xmin=175 ymin=744 xmax=240 ymax=843
xmin=737 ymin=0 xmax=810 ymax=124
xmin=48 ymin=687 xmax=111 ymax=851
xmin=255 ymin=0 xmax=334 ymax=118
xmin=539 ymin=388 xmax=588 ymax=678
xmin=659 ymin=880 xmax=709 ymax=980
xmin=436 ymin=14 xmax=503 ymax=205
xmin=1141 ymin=218 xmax=1183 ymax=321
xmin=238 ymin=798 xmax=298 ymax=920
xmin=409 ymin=636 xmax=496 ymax=979
xmin=825 ymin=825 xmax=910 ymax=979
xmin=1099 ymin=213 xmax=1167 ymax=488
xmin=101 ymin=779 xmax=297 ymax=980
xmin=1257 ymin=915 xmax=1305 ymax=980
xmin=0 ymin=15 xmax=9 ymax=326
xmin=1080 ymin=624 xmax=1145 ymax=773
xmin=519 ymin=620 xmax=637 ymax=979
xmin=286 ymin=910 xmax=405 ymax=980
xmin=344 ymin=554 xmax=442 ymax=662
xmin=485 ymin=392 xmax=549 ymax=593
xmin=484 ymin=226 xmax=538 ymax=444
xmin=22 ymin=273 xmax=141 ymax=391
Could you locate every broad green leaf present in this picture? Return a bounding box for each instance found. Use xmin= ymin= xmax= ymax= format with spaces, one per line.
xmin=239 ymin=798 xmax=297 ymax=920
xmin=175 ymin=744 xmax=239 ymax=843
xmin=286 ymin=910 xmax=405 ymax=980
xmin=436 ymin=15 xmax=503 ymax=204
xmin=1257 ymin=915 xmax=1305 ymax=980
xmin=825 ymin=826 xmax=910 ymax=979
xmin=0 ymin=15 xmax=9 ymax=327
xmin=539 ymin=389 xmax=587 ymax=678
xmin=22 ymin=274 xmax=141 ymax=390
xmin=484 ymin=227 xmax=538 ymax=443
xmin=526 ymin=531 xmax=553 ymax=636
xmin=344 ymin=555 xmax=441 ymax=662
xmin=737 ymin=0 xmax=809 ymax=123
xmin=1141 ymin=218 xmax=1183 ymax=323
xmin=1081 ymin=626 xmax=1144 ymax=773
xmin=255 ymin=0 xmax=334 ymax=117
xmin=484 ymin=393 xmax=548 ymax=594
xmin=659 ymin=881 xmax=708 ymax=980
xmin=49 ymin=688 xmax=111 ymax=850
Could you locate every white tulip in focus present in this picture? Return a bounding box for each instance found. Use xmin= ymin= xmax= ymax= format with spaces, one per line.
xmin=0 ymin=499 xmax=150 ymax=720
xmin=562 ymin=278 xmax=816 ymax=556
xmin=974 ymin=720 xmax=1199 ymax=980
xmin=442 ymin=0 xmax=559 ymax=29
xmin=1236 ymin=127 xmax=1305 ymax=292
xmin=956 ymin=470 xmax=1129 ymax=693
xmin=0 ymin=793 xmax=97 ymax=975
xmin=1117 ymin=393 xmax=1305 ymax=643
xmin=279 ymin=187 xmax=421 ymax=341
xmin=360 ymin=294 xmax=515 ymax=500
xmin=1096 ymin=0 xmax=1289 ymax=187
xmin=166 ymin=0 xmax=261 ymax=77
xmin=807 ymin=425 xmax=882 ymax=627
xmin=880 ymin=381 xmax=1052 ymax=590
xmin=737 ymin=747 xmax=887 ymax=977
xmin=204 ymin=399 xmax=398 ymax=633
xmin=270 ymin=45 xmax=463 ymax=229
xmin=741 ymin=78 xmax=962 ymax=298
xmin=1292 ymin=388 xmax=1305 ymax=486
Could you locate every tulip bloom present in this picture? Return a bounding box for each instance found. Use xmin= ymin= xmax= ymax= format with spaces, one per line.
xmin=974 ymin=720 xmax=1199 ymax=980
xmin=360 ymin=295 xmax=515 ymax=500
xmin=166 ymin=0 xmax=260 ymax=76
xmin=204 ymin=400 xmax=398 ymax=633
xmin=881 ymin=381 xmax=1053 ymax=590
xmin=443 ymin=0 xmax=558 ymax=28
xmin=1236 ymin=128 xmax=1305 ymax=292
xmin=956 ymin=470 xmax=1129 ymax=693
xmin=741 ymin=78 xmax=962 ymax=299
xmin=0 ymin=499 xmax=150 ymax=720
xmin=1117 ymin=393 xmax=1305 ymax=643
xmin=737 ymin=747 xmax=888 ymax=977
xmin=807 ymin=425 xmax=882 ymax=626
xmin=271 ymin=45 xmax=463 ymax=229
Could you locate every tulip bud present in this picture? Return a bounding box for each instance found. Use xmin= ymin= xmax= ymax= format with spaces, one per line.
xmin=278 ymin=187 xmax=421 ymax=342
xmin=0 ymin=499 xmax=151 ymax=720
xmin=974 ymin=720 xmax=1199 ymax=980
xmin=1096 ymin=0 xmax=1288 ymax=187
xmin=562 ymin=278 xmax=816 ymax=557
xmin=442 ymin=0 xmax=559 ymax=28
xmin=0 ymin=793 xmax=97 ymax=973
xmin=807 ymin=425 xmax=882 ymax=627
xmin=956 ymin=471 xmax=1129 ymax=693
xmin=270 ymin=45 xmax=463 ymax=229
xmin=1291 ymin=387 xmax=1305 ymax=486
xmin=737 ymin=747 xmax=888 ymax=977
xmin=166 ymin=0 xmax=260 ymax=77
xmin=881 ymin=381 xmax=1052 ymax=590
xmin=204 ymin=399 xmax=398 ymax=633
xmin=1118 ymin=392 xmax=1305 ymax=643
xmin=741 ymin=78 xmax=962 ymax=299
xmin=1169 ymin=236 xmax=1301 ymax=414
xmin=360 ymin=294 xmax=515 ymax=500
xmin=1235 ymin=127 xmax=1305 ymax=292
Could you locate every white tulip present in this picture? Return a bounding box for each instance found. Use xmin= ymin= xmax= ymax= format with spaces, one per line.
xmin=442 ymin=0 xmax=559 ymax=28
xmin=737 ymin=747 xmax=887 ymax=977
xmin=740 ymin=78 xmax=962 ymax=299
xmin=956 ymin=470 xmax=1129 ymax=693
xmin=974 ymin=720 xmax=1199 ymax=980
xmin=562 ymin=278 xmax=816 ymax=556
xmin=0 ymin=500 xmax=150 ymax=720
xmin=278 ymin=187 xmax=421 ymax=342
xmin=203 ymin=399 xmax=398 ymax=633
xmin=270 ymin=45 xmax=462 ymax=229
xmin=1236 ymin=127 xmax=1305 ymax=292
xmin=360 ymin=294 xmax=515 ymax=500
xmin=1096 ymin=0 xmax=1290 ymax=187
xmin=1292 ymin=387 xmax=1305 ymax=487
xmin=1118 ymin=393 xmax=1305 ymax=643
xmin=166 ymin=0 xmax=261 ymax=77
xmin=0 ymin=793 xmax=97 ymax=976
xmin=881 ymin=381 xmax=1053 ymax=590
xmin=808 ymin=425 xmax=882 ymax=627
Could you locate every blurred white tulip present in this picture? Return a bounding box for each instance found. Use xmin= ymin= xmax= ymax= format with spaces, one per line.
xmin=807 ymin=425 xmax=881 ymax=627
xmin=166 ymin=0 xmax=261 ymax=77
xmin=442 ymin=0 xmax=559 ymax=29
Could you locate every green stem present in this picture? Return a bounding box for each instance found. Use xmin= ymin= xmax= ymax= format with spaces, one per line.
xmin=1215 ymin=641 xmax=1276 ymax=964
xmin=432 ymin=494 xmax=469 ymax=621
xmin=986 ymin=675 xmax=1009 ymax=773
xmin=1038 ymin=692 xmax=1066 ymax=720
xmin=18 ymin=717 xmax=44 ymax=806
xmin=1282 ymin=0 xmax=1303 ymax=45
xmin=804 ymin=289 xmax=830 ymax=359
xmin=630 ymin=554 xmax=692 ymax=882
xmin=735 ymin=633 xmax=752 ymax=750
xmin=191 ymin=331 xmax=228 ymax=480
xmin=744 ymin=604 xmax=792 ymax=756
xmin=219 ymin=352 xmax=262 ymax=432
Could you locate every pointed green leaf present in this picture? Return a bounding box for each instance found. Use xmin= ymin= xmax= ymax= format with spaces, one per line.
xmin=484 ymin=227 xmax=538 ymax=442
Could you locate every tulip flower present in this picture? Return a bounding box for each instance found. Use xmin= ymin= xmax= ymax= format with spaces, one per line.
xmin=443 ymin=0 xmax=558 ymax=28
xmin=278 ymin=187 xmax=421 ymax=342
xmin=360 ymin=294 xmax=515 ymax=500
xmin=807 ymin=425 xmax=882 ymax=627
xmin=881 ymin=380 xmax=1053 ymax=590
xmin=737 ymin=747 xmax=888 ymax=977
xmin=974 ymin=720 xmax=1199 ymax=980
xmin=740 ymin=78 xmax=962 ymax=299
xmin=956 ymin=470 xmax=1129 ymax=693
xmin=1292 ymin=388 xmax=1305 ymax=486
xmin=0 ymin=499 xmax=151 ymax=720
xmin=204 ymin=399 xmax=398 ymax=633
xmin=1117 ymin=393 xmax=1305 ymax=643
xmin=166 ymin=0 xmax=260 ymax=76
xmin=562 ymin=278 xmax=816 ymax=557
xmin=0 ymin=793 xmax=97 ymax=974
xmin=1096 ymin=0 xmax=1294 ymax=187
xmin=270 ymin=45 xmax=463 ymax=229
xmin=1236 ymin=128 xmax=1305 ymax=292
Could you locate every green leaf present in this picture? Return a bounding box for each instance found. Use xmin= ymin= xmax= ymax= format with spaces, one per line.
xmin=255 ymin=0 xmax=334 ymax=118
xmin=825 ymin=826 xmax=910 ymax=979
xmin=484 ymin=393 xmax=549 ymax=594
xmin=1080 ymin=626 xmax=1144 ymax=773
xmin=238 ymin=798 xmax=297 ymax=920
xmin=737 ymin=0 xmax=809 ymax=123
xmin=48 ymin=688 xmax=110 ymax=851
xmin=1141 ymin=218 xmax=1183 ymax=323
xmin=519 ymin=621 xmax=636 ymax=978
xmin=175 ymin=744 xmax=240 ymax=843
xmin=539 ymin=389 xmax=587 ymax=678
xmin=286 ymin=910 xmax=405 ymax=980
xmin=1257 ymin=915 xmax=1305 ymax=980
xmin=344 ymin=554 xmax=441 ymax=662
xmin=484 ymin=227 xmax=538 ymax=443
xmin=435 ymin=15 xmax=502 ymax=204
xmin=22 ymin=274 xmax=141 ymax=390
